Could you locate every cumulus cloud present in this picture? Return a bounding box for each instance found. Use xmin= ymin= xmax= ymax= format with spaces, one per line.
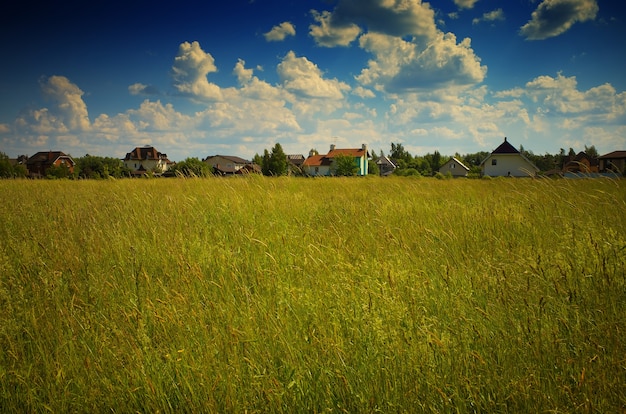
xmin=264 ymin=21 xmax=296 ymax=41
xmin=454 ymin=0 xmax=479 ymax=9
xmin=309 ymin=10 xmax=361 ymax=47
xmin=524 ymin=73 xmax=626 ymax=120
xmin=277 ymin=51 xmax=350 ymax=99
xmin=472 ymin=8 xmax=505 ymax=25
xmin=309 ymin=0 xmax=438 ymax=47
xmin=171 ymin=41 xmax=223 ymax=100
xmin=128 ymin=83 xmax=160 ymax=96
xmin=520 ymin=0 xmax=599 ymax=40
xmin=40 ymin=75 xmax=91 ymax=131
xmin=357 ymin=32 xmax=487 ymax=92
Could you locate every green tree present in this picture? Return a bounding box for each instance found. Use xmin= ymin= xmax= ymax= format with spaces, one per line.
xmin=0 ymin=152 xmax=14 ymax=178
xmin=266 ymin=143 xmax=288 ymax=176
xmin=390 ymin=142 xmax=412 ymax=162
xmin=334 ymin=154 xmax=358 ymax=176
xmin=170 ymin=157 xmax=210 ymax=177
xmin=75 ymin=155 xmax=130 ymax=178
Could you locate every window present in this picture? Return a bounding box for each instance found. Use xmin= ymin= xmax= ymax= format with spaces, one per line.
xmin=451 ymin=163 xmax=455 ymax=169
xmin=492 ymin=159 xmax=497 ymax=166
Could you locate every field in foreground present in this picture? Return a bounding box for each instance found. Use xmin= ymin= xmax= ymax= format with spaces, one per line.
xmin=0 ymin=176 xmax=625 ymax=412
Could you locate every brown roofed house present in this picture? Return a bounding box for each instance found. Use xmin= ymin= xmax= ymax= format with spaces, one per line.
xmin=26 ymin=151 xmax=75 ymax=178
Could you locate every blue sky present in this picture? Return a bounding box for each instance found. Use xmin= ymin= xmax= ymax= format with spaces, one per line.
xmin=1 ymin=0 xmax=625 ymax=161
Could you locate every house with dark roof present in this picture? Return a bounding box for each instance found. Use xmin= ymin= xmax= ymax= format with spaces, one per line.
xmin=480 ymin=138 xmax=539 ymax=177
xmin=287 ymin=154 xmax=306 ymax=175
xmin=302 ymin=144 xmax=370 ymax=176
xmin=26 ymin=151 xmax=75 ymax=178
xmin=598 ymin=150 xmax=626 ymax=176
xmin=439 ymin=157 xmax=470 ymax=177
xmin=203 ymin=155 xmax=255 ymax=175
xmin=123 ymin=146 xmax=173 ymax=175
xmin=376 ymin=156 xmax=398 ymax=176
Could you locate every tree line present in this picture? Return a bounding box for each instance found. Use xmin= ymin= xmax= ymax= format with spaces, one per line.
xmin=0 ymin=142 xmax=600 ymax=179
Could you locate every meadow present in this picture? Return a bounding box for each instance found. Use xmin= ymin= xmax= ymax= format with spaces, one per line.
xmin=0 ymin=176 xmax=624 ymax=412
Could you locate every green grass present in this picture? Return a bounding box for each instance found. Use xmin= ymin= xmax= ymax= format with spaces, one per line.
xmin=1 ymin=176 xmax=625 ymax=412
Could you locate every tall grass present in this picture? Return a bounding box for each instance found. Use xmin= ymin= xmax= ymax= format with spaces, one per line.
xmin=0 ymin=176 xmax=624 ymax=412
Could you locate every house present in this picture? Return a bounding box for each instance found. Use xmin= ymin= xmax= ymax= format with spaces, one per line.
xmin=562 ymin=151 xmax=599 ymax=174
xmin=302 ymin=144 xmax=370 ymax=176
xmin=123 ymin=146 xmax=172 ymax=175
xmin=480 ymin=138 xmax=539 ymax=177
xmin=598 ymin=151 xmax=626 ymax=176
xmin=439 ymin=157 xmax=470 ymax=177
xmin=376 ymin=156 xmax=398 ymax=176
xmin=287 ymin=154 xmax=306 ymax=175
xmin=26 ymin=151 xmax=75 ymax=177
xmin=203 ymin=155 xmax=253 ymax=175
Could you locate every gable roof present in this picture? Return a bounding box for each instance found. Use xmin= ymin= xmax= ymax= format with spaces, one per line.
xmin=479 ymin=138 xmax=539 ymax=172
xmin=27 ymin=151 xmax=75 ymax=166
xmin=491 ymin=137 xmax=519 ymax=154
xmin=326 ymin=147 xmax=368 ymax=158
xmin=203 ymin=155 xmax=250 ymax=164
xmin=287 ymin=154 xmax=305 ymax=166
xmin=599 ymin=150 xmax=626 ymax=159
xmin=442 ymin=157 xmax=470 ymax=171
xmin=302 ymin=154 xmax=332 ymax=167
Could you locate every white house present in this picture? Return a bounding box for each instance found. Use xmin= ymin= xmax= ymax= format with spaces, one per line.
xmin=439 ymin=157 xmax=470 ymax=177
xmin=123 ymin=146 xmax=172 ymax=175
xmin=480 ymin=138 xmax=539 ymax=177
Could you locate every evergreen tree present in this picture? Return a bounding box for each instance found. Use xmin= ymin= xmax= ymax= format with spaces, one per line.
xmin=267 ymin=143 xmax=288 ymax=176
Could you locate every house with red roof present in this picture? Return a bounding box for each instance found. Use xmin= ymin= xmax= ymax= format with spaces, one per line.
xmin=480 ymin=138 xmax=539 ymax=177
xmin=302 ymin=144 xmax=370 ymax=176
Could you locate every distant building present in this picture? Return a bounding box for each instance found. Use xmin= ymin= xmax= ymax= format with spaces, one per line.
xmin=439 ymin=157 xmax=470 ymax=177
xmin=123 ymin=146 xmax=173 ymax=175
xmin=376 ymin=156 xmax=398 ymax=176
xmin=302 ymin=144 xmax=370 ymax=176
xmin=562 ymin=151 xmax=599 ymax=174
xmin=480 ymin=138 xmax=539 ymax=177
xmin=598 ymin=150 xmax=626 ymax=176
xmin=26 ymin=151 xmax=75 ymax=178
xmin=202 ymin=155 xmax=253 ymax=175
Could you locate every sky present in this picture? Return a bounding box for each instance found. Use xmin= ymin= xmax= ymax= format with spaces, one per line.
xmin=1 ymin=0 xmax=625 ymax=162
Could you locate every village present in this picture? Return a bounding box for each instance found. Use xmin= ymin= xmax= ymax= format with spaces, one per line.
xmin=2 ymin=137 xmax=625 ymax=179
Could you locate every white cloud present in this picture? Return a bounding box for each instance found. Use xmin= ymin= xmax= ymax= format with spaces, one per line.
xmin=309 ymin=0 xmax=438 ymax=47
xmin=40 ymin=75 xmax=91 ymax=131
xmin=264 ymin=21 xmax=296 ymax=41
xmin=309 ymin=10 xmax=361 ymax=47
xmin=277 ymin=51 xmax=350 ymax=100
xmin=454 ymin=0 xmax=479 ymax=9
xmin=520 ymin=0 xmax=599 ymax=40
xmin=171 ymin=41 xmax=223 ymax=100
xmin=128 ymin=83 xmax=160 ymax=96
xmin=357 ymin=32 xmax=487 ymax=93
xmin=522 ymin=73 xmax=626 ymax=125
xmin=472 ymin=9 xmax=505 ymax=25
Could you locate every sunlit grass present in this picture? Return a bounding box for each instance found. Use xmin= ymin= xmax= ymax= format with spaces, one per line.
xmin=1 ymin=176 xmax=625 ymax=412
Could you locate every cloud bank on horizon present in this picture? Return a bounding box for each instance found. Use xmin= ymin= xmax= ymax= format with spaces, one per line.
xmin=1 ymin=0 xmax=624 ymax=161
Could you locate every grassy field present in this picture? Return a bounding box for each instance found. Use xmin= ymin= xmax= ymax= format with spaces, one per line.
xmin=0 ymin=176 xmax=624 ymax=412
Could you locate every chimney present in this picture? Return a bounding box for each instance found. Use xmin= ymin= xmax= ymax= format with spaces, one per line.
xmin=362 ymin=143 xmax=367 ymax=151
xmin=330 ymin=144 xmax=336 ymax=151
xmin=309 ymin=149 xmax=315 ymax=158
